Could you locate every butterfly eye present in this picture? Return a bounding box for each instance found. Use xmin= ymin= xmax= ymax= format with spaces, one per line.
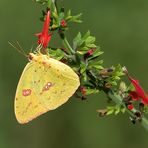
xmin=28 ymin=53 xmax=33 ymax=60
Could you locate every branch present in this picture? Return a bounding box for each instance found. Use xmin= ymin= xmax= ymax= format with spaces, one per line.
xmin=34 ymin=0 xmax=148 ymax=132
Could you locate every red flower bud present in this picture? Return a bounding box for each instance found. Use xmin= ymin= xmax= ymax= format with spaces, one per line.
xmin=87 ymin=48 xmax=95 ymax=56
xmin=127 ymin=104 xmax=134 ymax=110
xmin=61 ymin=19 xmax=67 ymax=27
xmin=80 ymin=86 xmax=87 ymax=96
xmin=84 ymin=48 xmax=96 ymax=59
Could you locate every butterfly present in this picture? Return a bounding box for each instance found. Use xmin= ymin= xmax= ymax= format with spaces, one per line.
xmin=15 ymin=52 xmax=80 ymax=124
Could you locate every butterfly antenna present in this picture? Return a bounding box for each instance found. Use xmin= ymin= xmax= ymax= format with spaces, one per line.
xmin=16 ymin=41 xmax=27 ymax=56
xmin=8 ymin=41 xmax=27 ymax=57
xmin=29 ymin=44 xmax=34 ymax=53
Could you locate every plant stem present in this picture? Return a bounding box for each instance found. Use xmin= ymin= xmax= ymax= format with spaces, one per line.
xmin=62 ymin=36 xmax=75 ymax=54
xmin=141 ymin=117 xmax=148 ymax=131
xmin=51 ymin=0 xmax=75 ymax=55
xmin=107 ymin=90 xmax=148 ymax=131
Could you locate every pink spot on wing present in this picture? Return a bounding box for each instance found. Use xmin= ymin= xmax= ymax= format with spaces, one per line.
xmin=22 ymin=89 xmax=32 ymax=96
xmin=42 ymin=82 xmax=53 ymax=91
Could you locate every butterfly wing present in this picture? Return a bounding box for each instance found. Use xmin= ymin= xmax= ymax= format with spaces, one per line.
xmin=15 ymin=58 xmax=80 ymax=124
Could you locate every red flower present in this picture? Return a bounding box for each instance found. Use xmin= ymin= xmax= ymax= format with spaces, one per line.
xmin=128 ymin=91 xmax=139 ymax=101
xmin=128 ymin=75 xmax=148 ymax=105
xmin=35 ymin=10 xmax=52 ymax=48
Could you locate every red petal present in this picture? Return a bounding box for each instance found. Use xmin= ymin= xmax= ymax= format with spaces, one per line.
xmin=35 ymin=33 xmax=42 ymax=37
xmin=35 ymin=10 xmax=51 ymax=48
xmin=129 ymin=91 xmax=139 ymax=100
xmin=128 ymin=75 xmax=148 ymax=105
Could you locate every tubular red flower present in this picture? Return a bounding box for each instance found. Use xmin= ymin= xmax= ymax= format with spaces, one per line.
xmin=128 ymin=75 xmax=148 ymax=105
xmin=128 ymin=91 xmax=139 ymax=101
xmin=35 ymin=10 xmax=52 ymax=48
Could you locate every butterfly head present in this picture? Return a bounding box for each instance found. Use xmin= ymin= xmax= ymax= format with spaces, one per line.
xmin=28 ymin=53 xmax=49 ymax=63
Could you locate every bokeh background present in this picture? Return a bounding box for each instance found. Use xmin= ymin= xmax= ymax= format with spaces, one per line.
xmin=0 ymin=0 xmax=148 ymax=147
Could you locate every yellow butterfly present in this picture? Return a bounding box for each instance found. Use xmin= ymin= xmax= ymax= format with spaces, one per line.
xmin=15 ymin=52 xmax=80 ymax=124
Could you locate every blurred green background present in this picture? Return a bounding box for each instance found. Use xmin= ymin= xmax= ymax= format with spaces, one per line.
xmin=0 ymin=0 xmax=148 ymax=148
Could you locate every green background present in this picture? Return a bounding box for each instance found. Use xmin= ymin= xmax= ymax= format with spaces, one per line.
xmin=0 ymin=0 xmax=148 ymax=147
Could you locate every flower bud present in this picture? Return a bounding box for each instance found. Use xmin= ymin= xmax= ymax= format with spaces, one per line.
xmin=61 ymin=19 xmax=67 ymax=27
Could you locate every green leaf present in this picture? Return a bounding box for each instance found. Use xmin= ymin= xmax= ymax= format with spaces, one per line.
xmin=85 ymin=87 xmax=99 ymax=95
xmin=114 ymin=106 xmax=120 ymax=115
xmin=121 ymin=107 xmax=126 ymax=113
xmin=82 ymin=31 xmax=90 ymax=40
xmin=59 ymin=12 xmax=65 ymax=21
xmin=86 ymin=44 xmax=97 ymax=48
xmin=47 ymin=0 xmax=52 ymax=7
xmin=106 ymin=105 xmax=126 ymax=116
xmin=88 ymin=60 xmax=103 ymax=70
xmin=65 ymin=10 xmax=82 ymax=23
xmin=68 ymin=13 xmax=82 ymax=23
xmin=73 ymin=32 xmax=82 ymax=50
xmin=119 ymin=81 xmax=127 ymax=92
xmin=106 ymin=109 xmax=114 ymax=115
xmin=85 ymin=36 xmax=96 ymax=45
xmin=127 ymin=83 xmax=135 ymax=92
xmin=104 ymin=64 xmax=124 ymax=86
xmin=67 ymin=10 xmax=71 ymax=17
xmin=52 ymin=11 xmax=59 ymax=21
xmin=80 ymin=62 xmax=87 ymax=74
xmin=48 ymin=48 xmax=65 ymax=60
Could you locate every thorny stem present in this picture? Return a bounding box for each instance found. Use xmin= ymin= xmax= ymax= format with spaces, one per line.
xmin=107 ymin=90 xmax=148 ymax=131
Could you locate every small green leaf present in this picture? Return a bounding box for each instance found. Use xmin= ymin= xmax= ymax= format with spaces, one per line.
xmin=68 ymin=13 xmax=82 ymax=23
xmin=86 ymin=44 xmax=97 ymax=48
xmin=114 ymin=106 xmax=120 ymax=115
xmin=59 ymin=12 xmax=65 ymax=20
xmin=88 ymin=60 xmax=103 ymax=70
xmin=48 ymin=48 xmax=65 ymax=60
xmin=73 ymin=32 xmax=82 ymax=50
xmin=85 ymin=36 xmax=96 ymax=44
xmin=85 ymin=87 xmax=99 ymax=95
xmin=80 ymin=62 xmax=87 ymax=74
xmin=106 ymin=109 xmax=114 ymax=115
xmin=52 ymin=11 xmax=59 ymax=20
xmin=121 ymin=107 xmax=126 ymax=113
xmin=47 ymin=0 xmax=52 ymax=7
xmin=82 ymin=31 xmax=90 ymax=40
